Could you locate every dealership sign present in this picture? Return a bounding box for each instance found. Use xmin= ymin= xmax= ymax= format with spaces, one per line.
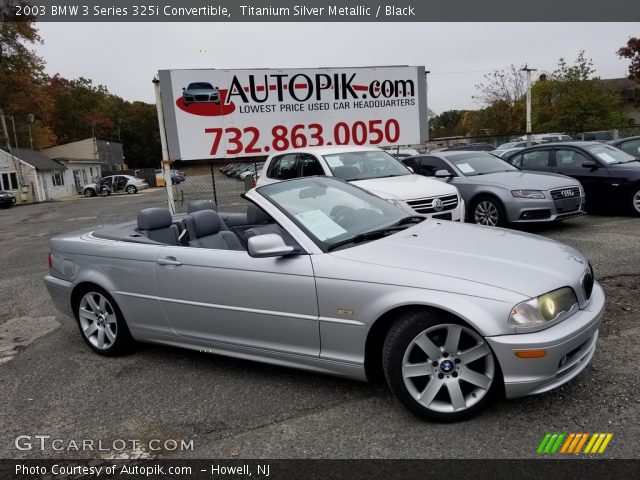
xmin=158 ymin=66 xmax=426 ymax=160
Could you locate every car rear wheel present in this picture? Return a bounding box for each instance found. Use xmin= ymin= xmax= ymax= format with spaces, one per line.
xmin=471 ymin=195 xmax=506 ymax=227
xmin=84 ymin=188 xmax=96 ymax=197
xmin=126 ymin=185 xmax=137 ymax=194
xmin=383 ymin=310 xmax=498 ymax=421
xmin=630 ymin=187 xmax=640 ymax=217
xmin=76 ymin=288 xmax=133 ymax=356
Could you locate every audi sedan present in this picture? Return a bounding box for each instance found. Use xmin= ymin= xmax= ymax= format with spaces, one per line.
xmin=403 ymin=151 xmax=585 ymax=227
xmin=44 ymin=176 xmax=604 ymax=421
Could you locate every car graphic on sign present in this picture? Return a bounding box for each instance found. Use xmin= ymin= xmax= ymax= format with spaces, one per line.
xmin=182 ymin=82 xmax=220 ymax=106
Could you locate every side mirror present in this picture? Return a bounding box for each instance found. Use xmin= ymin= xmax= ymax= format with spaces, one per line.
xmin=248 ymin=234 xmax=294 ymax=258
xmin=435 ymin=169 xmax=453 ymax=178
xmin=582 ymin=160 xmax=598 ymax=169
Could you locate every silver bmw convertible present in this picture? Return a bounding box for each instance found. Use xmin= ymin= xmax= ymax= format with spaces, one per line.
xmin=44 ymin=176 xmax=604 ymax=421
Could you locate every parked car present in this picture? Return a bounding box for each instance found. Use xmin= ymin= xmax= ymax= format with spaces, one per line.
xmin=518 ymin=134 xmax=574 ymax=143
xmin=233 ymin=164 xmax=260 ymax=179
xmin=155 ymin=169 xmax=185 ymax=186
xmin=503 ymin=142 xmax=640 ymax=216
xmin=0 ymin=190 xmax=16 ymax=208
xmin=182 ymin=82 xmax=220 ymax=106
xmin=572 ymin=131 xmax=614 ymax=142
xmin=256 ymin=146 xmax=465 ymax=221
xmin=491 ymin=141 xmax=541 ymax=157
xmin=402 ymin=152 xmax=585 ymax=226
xmin=44 ymin=176 xmax=604 ymax=421
xmin=83 ymin=175 xmax=148 ymax=197
xmin=608 ymin=135 xmax=640 ymax=159
xmin=439 ymin=143 xmax=495 ymax=152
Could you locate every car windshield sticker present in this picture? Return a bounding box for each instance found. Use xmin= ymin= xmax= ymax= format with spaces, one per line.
xmin=595 ymin=152 xmax=616 ymax=163
xmin=295 ymin=209 xmax=347 ymax=241
xmin=325 ymin=156 xmax=344 ymax=168
xmin=457 ymin=163 xmax=475 ymax=174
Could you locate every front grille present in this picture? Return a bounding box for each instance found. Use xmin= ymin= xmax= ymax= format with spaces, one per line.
xmin=519 ymin=209 xmax=551 ymax=220
xmin=406 ymin=194 xmax=458 ymax=214
xmin=195 ymin=95 xmax=210 ymax=101
xmin=582 ymin=268 xmax=594 ymax=300
xmin=550 ymin=186 xmax=581 ymax=200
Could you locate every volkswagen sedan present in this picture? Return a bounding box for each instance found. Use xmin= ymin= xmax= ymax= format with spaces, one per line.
xmin=44 ymin=177 xmax=604 ymax=421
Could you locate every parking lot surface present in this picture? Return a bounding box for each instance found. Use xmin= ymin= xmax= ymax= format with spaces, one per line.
xmin=0 ymin=191 xmax=638 ymax=459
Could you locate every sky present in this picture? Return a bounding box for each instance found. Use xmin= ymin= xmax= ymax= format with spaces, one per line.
xmin=34 ymin=22 xmax=638 ymax=114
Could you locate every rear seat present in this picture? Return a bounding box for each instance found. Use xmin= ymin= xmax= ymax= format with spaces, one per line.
xmin=137 ymin=208 xmax=180 ymax=245
xmin=187 ymin=200 xmax=248 ymax=228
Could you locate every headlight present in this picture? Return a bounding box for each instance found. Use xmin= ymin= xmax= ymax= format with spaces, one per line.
xmin=509 ymin=287 xmax=578 ymax=327
xmin=511 ymin=190 xmax=545 ymax=199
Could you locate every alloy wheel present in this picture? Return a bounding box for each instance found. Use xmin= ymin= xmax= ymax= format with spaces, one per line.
xmin=474 ymin=201 xmax=499 ymax=226
xmin=78 ymin=292 xmax=118 ymax=350
xmin=401 ymin=324 xmax=494 ymax=413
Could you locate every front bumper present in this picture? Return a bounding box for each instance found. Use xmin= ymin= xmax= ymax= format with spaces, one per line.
xmin=486 ymin=281 xmax=605 ymax=398
xmin=44 ymin=275 xmax=75 ymax=318
xmin=505 ymin=194 xmax=585 ymax=223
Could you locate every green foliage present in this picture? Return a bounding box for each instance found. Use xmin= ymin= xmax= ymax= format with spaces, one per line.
xmin=617 ymin=37 xmax=640 ymax=81
xmin=430 ymin=110 xmax=466 ymax=137
xmin=532 ymin=51 xmax=626 ymax=132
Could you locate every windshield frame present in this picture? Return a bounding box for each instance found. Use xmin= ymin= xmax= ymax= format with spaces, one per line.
xmin=256 ymin=177 xmax=411 ymax=252
xmin=322 ymin=150 xmax=412 ymax=182
xmin=443 ymin=152 xmax=521 ymax=176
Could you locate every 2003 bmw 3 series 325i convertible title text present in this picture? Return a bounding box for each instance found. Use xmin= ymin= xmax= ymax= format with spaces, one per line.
xmin=44 ymin=177 xmax=604 ymax=421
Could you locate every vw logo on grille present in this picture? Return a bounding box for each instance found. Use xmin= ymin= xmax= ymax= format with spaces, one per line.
xmin=432 ymin=198 xmax=444 ymax=212
xmin=561 ymin=189 xmax=575 ymax=197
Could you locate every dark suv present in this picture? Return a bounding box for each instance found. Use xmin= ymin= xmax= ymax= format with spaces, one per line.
xmin=503 ymin=142 xmax=640 ymax=216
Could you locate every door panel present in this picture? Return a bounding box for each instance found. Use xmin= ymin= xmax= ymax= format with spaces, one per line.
xmin=155 ymin=247 xmax=320 ymax=357
xmin=552 ymin=148 xmax=612 ymax=205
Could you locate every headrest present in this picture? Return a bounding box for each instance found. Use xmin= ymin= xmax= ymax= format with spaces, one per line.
xmin=190 ymin=209 xmax=223 ymax=237
xmin=187 ymin=200 xmax=218 ymax=214
xmin=137 ymin=208 xmax=173 ymax=231
xmin=333 ymin=166 xmax=360 ymax=180
xmin=247 ymin=204 xmax=271 ymax=224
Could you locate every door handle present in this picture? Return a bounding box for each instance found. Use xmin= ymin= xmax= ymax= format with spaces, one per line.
xmin=156 ymin=257 xmax=182 ymax=266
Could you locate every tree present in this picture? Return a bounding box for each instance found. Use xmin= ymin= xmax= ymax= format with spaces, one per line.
xmin=617 ymin=37 xmax=640 ymax=81
xmin=430 ymin=110 xmax=466 ymax=138
xmin=473 ymin=65 xmax=527 ymax=106
xmin=532 ymin=51 xmax=626 ymax=132
xmin=0 ymin=2 xmax=56 ymax=148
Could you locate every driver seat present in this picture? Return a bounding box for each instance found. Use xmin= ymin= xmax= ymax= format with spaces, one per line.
xmin=185 ymin=210 xmax=244 ymax=250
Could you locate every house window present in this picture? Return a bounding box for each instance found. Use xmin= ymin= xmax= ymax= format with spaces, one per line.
xmin=52 ymin=172 xmax=65 ymax=187
xmin=1 ymin=172 xmax=18 ymax=190
xmin=82 ymin=170 xmax=88 ymax=183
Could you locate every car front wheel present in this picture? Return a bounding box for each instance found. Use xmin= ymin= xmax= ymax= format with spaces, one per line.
xmin=630 ymin=186 xmax=640 ymax=217
xmin=471 ymin=195 xmax=506 ymax=227
xmin=383 ymin=310 xmax=498 ymax=421
xmin=126 ymin=185 xmax=137 ymax=194
xmin=84 ymin=188 xmax=96 ymax=197
xmin=76 ymin=288 xmax=133 ymax=356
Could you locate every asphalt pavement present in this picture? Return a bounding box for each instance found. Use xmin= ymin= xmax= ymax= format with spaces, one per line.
xmin=0 ymin=190 xmax=638 ymax=459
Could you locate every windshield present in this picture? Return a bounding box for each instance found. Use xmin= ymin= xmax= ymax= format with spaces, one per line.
xmin=187 ymin=82 xmax=214 ymax=89
xmin=585 ymin=144 xmax=637 ymax=164
xmin=258 ymin=177 xmax=409 ymax=251
xmin=445 ymin=152 xmax=519 ymax=176
xmin=323 ymin=150 xmax=411 ymax=181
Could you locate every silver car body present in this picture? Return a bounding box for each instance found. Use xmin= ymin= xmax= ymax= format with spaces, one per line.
xmin=45 ymin=177 xmax=603 ymax=402
xmin=405 ymin=151 xmax=586 ymax=223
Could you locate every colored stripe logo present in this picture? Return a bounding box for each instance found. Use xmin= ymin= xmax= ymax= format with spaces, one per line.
xmin=537 ymin=433 xmax=613 ymax=454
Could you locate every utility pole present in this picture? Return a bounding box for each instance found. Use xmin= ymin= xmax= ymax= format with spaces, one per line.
xmin=425 ymin=70 xmax=430 ymax=146
xmin=10 ymin=115 xmax=19 ymax=149
xmin=26 ymin=114 xmax=35 ymax=149
xmin=521 ymin=65 xmax=537 ymax=146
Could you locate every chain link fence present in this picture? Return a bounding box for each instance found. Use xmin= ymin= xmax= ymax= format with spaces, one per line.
xmin=171 ymin=160 xmax=264 ymax=213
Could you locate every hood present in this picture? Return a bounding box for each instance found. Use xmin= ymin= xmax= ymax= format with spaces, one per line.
xmin=351 ymin=174 xmax=458 ymax=200
xmin=465 ymin=171 xmax=580 ymax=190
xmin=607 ymin=161 xmax=640 ymax=175
xmin=329 ymin=220 xmax=589 ymax=298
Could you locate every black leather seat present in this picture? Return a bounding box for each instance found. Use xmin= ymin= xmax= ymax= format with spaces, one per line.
xmin=187 ymin=200 xmax=218 ymax=214
xmin=244 ymin=204 xmax=282 ymax=239
xmin=185 ymin=210 xmax=244 ymax=250
xmin=137 ymin=208 xmax=180 ymax=245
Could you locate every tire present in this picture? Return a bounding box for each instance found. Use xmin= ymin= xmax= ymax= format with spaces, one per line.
xmin=84 ymin=188 xmax=96 ymax=197
xmin=126 ymin=185 xmax=137 ymax=194
xmin=470 ymin=195 xmax=506 ymax=227
xmin=74 ymin=286 xmax=133 ymax=356
xmin=630 ymin=186 xmax=640 ymax=217
xmin=382 ymin=310 xmax=499 ymax=422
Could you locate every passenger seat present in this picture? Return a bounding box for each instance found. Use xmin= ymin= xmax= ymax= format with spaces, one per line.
xmin=244 ymin=204 xmax=282 ymax=239
xmin=185 ymin=210 xmax=244 ymax=250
